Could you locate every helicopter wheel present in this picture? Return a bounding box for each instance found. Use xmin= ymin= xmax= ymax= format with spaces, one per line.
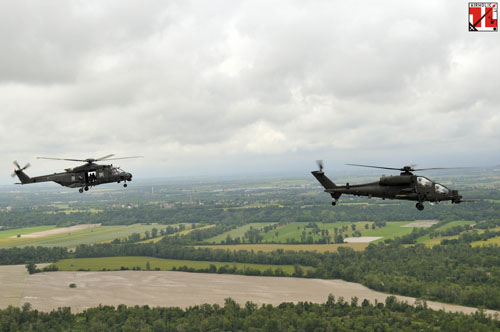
xmin=84 ymin=186 xmax=89 ymax=191
xmin=79 ymin=188 xmax=83 ymax=193
xmin=416 ymin=202 xmax=424 ymax=211
xmin=123 ymin=183 xmax=128 ymax=188
xmin=331 ymin=201 xmax=336 ymax=206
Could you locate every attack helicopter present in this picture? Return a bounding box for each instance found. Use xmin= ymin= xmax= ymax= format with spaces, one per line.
xmin=12 ymin=154 xmax=142 ymax=193
xmin=311 ymin=161 xmax=466 ymax=210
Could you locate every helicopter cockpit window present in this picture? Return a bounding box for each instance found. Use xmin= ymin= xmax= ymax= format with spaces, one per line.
xmin=112 ymin=168 xmax=125 ymax=175
xmin=435 ymin=183 xmax=449 ymax=194
xmin=417 ymin=177 xmax=432 ymax=188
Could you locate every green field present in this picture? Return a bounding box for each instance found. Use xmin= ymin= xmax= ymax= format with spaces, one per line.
xmin=206 ymin=223 xmax=276 ymax=243
xmin=0 ymin=224 xmax=163 ymax=249
xmin=423 ymin=235 xmax=460 ymax=247
xmin=416 ymin=220 xmax=476 ymax=244
xmin=55 ymin=256 xmax=300 ymax=274
xmin=435 ymin=220 xmax=476 ymax=231
xmin=207 ymin=221 xmax=415 ymax=244
xmin=0 ymin=226 xmax=56 ymax=239
xmin=471 ymin=234 xmax=500 ymax=247
xmin=361 ymin=221 xmax=415 ymax=242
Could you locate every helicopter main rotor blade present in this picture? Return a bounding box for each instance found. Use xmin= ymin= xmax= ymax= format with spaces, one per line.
xmin=413 ymin=167 xmax=466 ymax=171
xmin=37 ymin=157 xmax=87 ymax=162
xmin=95 ymin=154 xmax=115 ymax=161
xmin=346 ymin=164 xmax=402 ymax=171
xmin=102 ymin=156 xmax=144 ymax=161
xmin=37 ymin=155 xmax=143 ymax=163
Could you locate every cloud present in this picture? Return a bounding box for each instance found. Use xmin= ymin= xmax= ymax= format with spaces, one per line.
xmin=1 ymin=0 xmax=499 ymax=183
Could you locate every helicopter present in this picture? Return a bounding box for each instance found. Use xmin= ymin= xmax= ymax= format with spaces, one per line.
xmin=311 ymin=161 xmax=466 ymax=210
xmin=12 ymin=154 xmax=143 ymax=193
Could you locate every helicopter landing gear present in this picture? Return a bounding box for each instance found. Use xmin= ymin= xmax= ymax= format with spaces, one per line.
xmin=123 ymin=183 xmax=128 ymax=188
xmin=416 ymin=202 xmax=424 ymax=211
xmin=79 ymin=188 xmax=83 ymax=193
xmin=84 ymin=186 xmax=89 ymax=191
xmin=331 ymin=201 xmax=336 ymax=206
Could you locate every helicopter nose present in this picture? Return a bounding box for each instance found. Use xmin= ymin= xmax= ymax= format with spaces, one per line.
xmin=127 ymin=173 xmax=132 ymax=181
xmin=451 ymin=190 xmax=462 ymax=203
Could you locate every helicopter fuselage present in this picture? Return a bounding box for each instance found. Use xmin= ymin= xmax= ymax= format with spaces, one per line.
xmin=15 ymin=163 xmax=132 ymax=191
xmin=312 ymin=170 xmax=463 ymax=210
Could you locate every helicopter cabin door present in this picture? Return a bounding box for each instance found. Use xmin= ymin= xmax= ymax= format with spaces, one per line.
xmin=87 ymin=171 xmax=97 ymax=184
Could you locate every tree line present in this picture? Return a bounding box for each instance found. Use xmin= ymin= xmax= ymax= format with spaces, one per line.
xmin=2 ymin=296 xmax=499 ymax=332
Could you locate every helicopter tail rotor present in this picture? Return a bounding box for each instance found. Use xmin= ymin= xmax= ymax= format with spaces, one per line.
xmin=11 ymin=161 xmax=30 ymax=178
xmin=312 ymin=161 xmax=338 ymax=189
xmin=316 ymin=160 xmax=324 ymax=172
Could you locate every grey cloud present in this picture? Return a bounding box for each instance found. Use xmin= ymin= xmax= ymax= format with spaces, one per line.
xmin=1 ymin=0 xmax=499 ymax=183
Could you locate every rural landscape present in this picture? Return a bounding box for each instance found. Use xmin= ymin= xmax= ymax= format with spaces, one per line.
xmin=2 ymin=0 xmax=500 ymax=330
xmin=1 ymin=168 xmax=500 ymax=330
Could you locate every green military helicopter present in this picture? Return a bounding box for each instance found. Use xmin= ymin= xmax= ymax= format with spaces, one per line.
xmin=12 ymin=154 xmax=142 ymax=193
xmin=312 ymin=161 xmax=466 ymax=210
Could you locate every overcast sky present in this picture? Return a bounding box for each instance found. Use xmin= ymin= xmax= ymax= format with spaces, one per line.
xmin=1 ymin=0 xmax=499 ymax=185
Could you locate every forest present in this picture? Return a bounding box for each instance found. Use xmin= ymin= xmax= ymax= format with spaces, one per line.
xmin=2 ymin=296 xmax=499 ymax=332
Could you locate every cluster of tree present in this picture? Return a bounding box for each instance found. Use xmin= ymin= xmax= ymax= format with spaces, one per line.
xmin=244 ymin=227 xmax=264 ymax=244
xmin=0 ymin=247 xmax=68 ymax=265
xmin=172 ymin=263 xmax=292 ymax=277
xmin=73 ymin=242 xmax=321 ymax=267
xmin=430 ymin=224 xmax=475 ymax=239
xmin=111 ymin=226 xmax=185 ymax=244
xmin=2 ymin=296 xmax=499 ymax=331
xmin=25 ymin=263 xmax=58 ymax=274
xmin=441 ymin=229 xmax=500 ymax=245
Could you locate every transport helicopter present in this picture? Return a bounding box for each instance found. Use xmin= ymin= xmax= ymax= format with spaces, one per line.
xmin=311 ymin=161 xmax=467 ymax=210
xmin=12 ymin=154 xmax=142 ymax=193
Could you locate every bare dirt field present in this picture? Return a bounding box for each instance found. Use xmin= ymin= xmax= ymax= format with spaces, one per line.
xmin=0 ymin=265 xmax=28 ymax=308
xmin=402 ymin=220 xmax=439 ymax=228
xmin=6 ymin=270 xmax=497 ymax=317
xmin=343 ymin=237 xmax=382 ymax=243
xmin=11 ymin=224 xmax=101 ymax=238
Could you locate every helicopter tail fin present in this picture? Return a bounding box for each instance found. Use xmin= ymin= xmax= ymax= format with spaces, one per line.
xmin=311 ymin=170 xmax=342 ymax=200
xmin=13 ymin=170 xmax=34 ymax=184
